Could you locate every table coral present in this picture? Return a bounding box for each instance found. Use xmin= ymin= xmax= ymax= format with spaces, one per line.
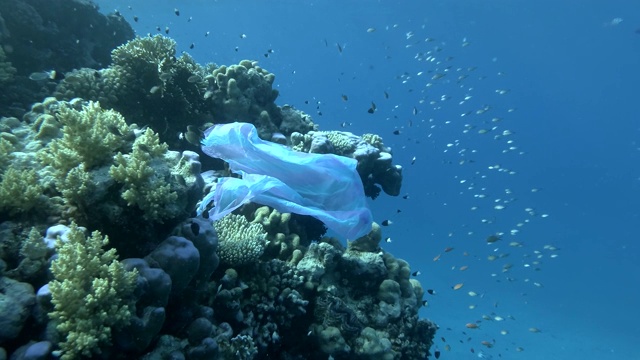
xmin=48 ymin=223 xmax=137 ymax=360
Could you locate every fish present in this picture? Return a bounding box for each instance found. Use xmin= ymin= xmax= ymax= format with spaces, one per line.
xmin=149 ymin=85 xmax=162 ymax=94
xmin=433 ymin=254 xmax=441 ymax=262
xmin=381 ymin=220 xmax=392 ymax=226
xmin=336 ymin=43 xmax=343 ymax=53
xmin=427 ymin=289 xmax=436 ymax=295
xmin=411 ymin=156 xmax=416 ymax=165
xmin=486 ymin=234 xmax=501 ymax=243
xmin=459 ymin=265 xmax=469 ymax=271
xmin=341 ymin=94 xmax=348 ymax=101
xmin=165 ymin=27 xmax=170 ymax=34
xmin=392 ymin=130 xmax=401 ymax=135
xmin=465 ymin=323 xmax=479 ymax=329
xmin=367 ymin=101 xmax=377 ymax=114
xmin=28 ymin=70 xmax=57 ymax=81
xmin=413 ymin=106 xmax=418 ymax=115
xmin=189 ymin=43 xmax=195 ymax=49
xmin=174 ymin=8 xmax=180 ymax=16
xmin=443 ymin=247 xmax=454 ymax=253
xmin=385 ymin=237 xmax=392 ymax=243
xmin=187 ymin=75 xmax=202 ymax=83
xmin=367 ymin=27 xmax=376 ymax=33
xmin=411 ymin=271 xmax=421 ymax=276
xmin=453 ymin=283 xmax=464 ymax=290
xmin=384 ymin=91 xmax=389 ymax=99
xmin=528 ymin=327 xmax=541 ymax=333
xmin=402 ymin=194 xmax=409 ymax=199
xmin=133 ymin=16 xmax=139 ymax=22
xmin=434 ymin=350 xmax=440 ymax=359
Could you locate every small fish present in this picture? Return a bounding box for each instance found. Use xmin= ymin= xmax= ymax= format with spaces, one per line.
xmin=432 ymin=73 xmax=446 ymax=80
xmin=402 ymin=194 xmax=409 ymax=199
xmin=133 ymin=16 xmax=139 ymax=22
xmin=367 ymin=101 xmax=377 ymax=114
xmin=165 ymin=26 xmax=170 ymax=34
xmin=205 ymin=31 xmax=210 ymax=37
xmin=367 ymin=27 xmax=376 ymax=33
xmin=528 ymin=327 xmax=541 ymax=333
xmin=434 ymin=350 xmax=440 ymax=359
xmin=412 ymin=107 xmax=418 ymax=116
xmin=459 ymin=265 xmax=469 ymax=271
xmin=444 ymin=247 xmax=454 ymax=253
xmin=411 ymin=156 xmax=416 ymax=165
xmin=341 ymin=94 xmax=348 ymax=101
xmin=421 ymin=300 xmax=428 ymax=307
xmin=174 ymin=8 xmax=180 ymax=16
xmin=465 ymin=323 xmax=479 ymax=329
xmin=385 ymin=237 xmax=392 ymax=243
xmin=392 ymin=130 xmax=401 ymax=135
xmin=444 ymin=344 xmax=451 ymax=351
xmin=411 ymin=271 xmax=421 ymax=276
xmin=336 ymin=43 xmax=343 ymax=53
xmin=187 ymin=75 xmax=202 ymax=83
xmin=189 ymin=43 xmax=195 ymax=49
xmin=453 ymin=283 xmax=464 ymax=290
xmin=381 ymin=219 xmax=393 ymax=226
xmin=240 ymin=33 xmax=247 ymax=39
xmin=427 ymin=289 xmax=436 ymax=295
xmin=486 ymin=234 xmax=501 ymax=243
xmin=203 ymin=90 xmax=214 ymax=99
xmin=159 ymin=72 xmax=172 ymax=81
xmin=433 ymin=254 xmax=441 ymax=261
xmin=481 ymin=341 xmax=493 ymax=348
xmin=149 ymin=85 xmax=162 ymax=94
xmin=384 ymin=91 xmax=389 ymax=99
xmin=28 ymin=70 xmax=56 ymax=81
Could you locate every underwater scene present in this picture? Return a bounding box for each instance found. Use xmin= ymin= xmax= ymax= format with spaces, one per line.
xmin=0 ymin=0 xmax=638 ymax=359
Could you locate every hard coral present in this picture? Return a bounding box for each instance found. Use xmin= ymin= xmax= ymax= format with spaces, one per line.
xmin=49 ymin=223 xmax=137 ymax=360
xmin=214 ymin=213 xmax=266 ymax=267
xmin=109 ymin=128 xmax=178 ymax=222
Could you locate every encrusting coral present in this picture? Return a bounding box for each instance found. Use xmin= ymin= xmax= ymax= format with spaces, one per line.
xmin=48 ymin=223 xmax=137 ymax=360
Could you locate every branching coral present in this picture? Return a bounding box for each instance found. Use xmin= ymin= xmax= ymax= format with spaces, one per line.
xmin=109 ymin=128 xmax=178 ymax=222
xmin=49 ymin=223 xmax=137 ymax=360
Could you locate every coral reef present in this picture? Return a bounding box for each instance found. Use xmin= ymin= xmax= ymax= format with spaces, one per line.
xmin=0 ymin=24 xmax=434 ymax=359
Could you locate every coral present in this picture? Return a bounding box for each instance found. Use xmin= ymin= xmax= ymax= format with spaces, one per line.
xmin=210 ymin=60 xmax=280 ymax=138
xmin=290 ymin=130 xmax=403 ymax=198
xmin=48 ymin=223 xmax=137 ymax=360
xmin=0 ymin=46 xmax=16 ymax=83
xmin=0 ymin=166 xmax=43 ymax=215
xmin=0 ymin=276 xmax=35 ymax=343
xmin=145 ymin=236 xmax=200 ymax=296
xmin=214 ymin=214 xmax=266 ymax=267
xmin=110 ymin=128 xmax=178 ymax=222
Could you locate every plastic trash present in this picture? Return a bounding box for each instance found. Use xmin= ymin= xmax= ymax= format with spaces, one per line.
xmin=197 ymin=122 xmax=373 ymax=239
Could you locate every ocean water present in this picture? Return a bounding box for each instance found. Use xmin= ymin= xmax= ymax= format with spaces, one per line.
xmin=90 ymin=0 xmax=638 ymax=359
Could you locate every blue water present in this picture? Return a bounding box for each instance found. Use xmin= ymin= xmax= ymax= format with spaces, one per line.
xmin=97 ymin=1 xmax=640 ymax=358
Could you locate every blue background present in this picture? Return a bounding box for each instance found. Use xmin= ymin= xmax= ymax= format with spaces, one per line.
xmin=96 ymin=1 xmax=640 ymax=359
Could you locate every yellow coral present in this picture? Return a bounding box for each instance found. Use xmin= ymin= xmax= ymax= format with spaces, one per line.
xmin=0 ymin=166 xmax=43 ymax=214
xmin=109 ymin=128 xmax=177 ymax=221
xmin=38 ymin=101 xmax=131 ymax=173
xmin=49 ymin=223 xmax=136 ymax=360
